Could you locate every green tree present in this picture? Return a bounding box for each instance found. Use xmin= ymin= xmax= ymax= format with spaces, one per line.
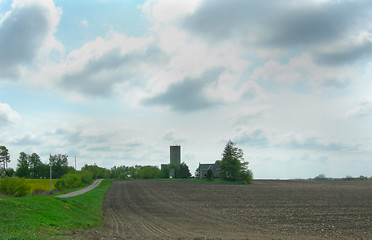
xmin=81 ymin=164 xmax=110 ymax=179
xmin=110 ymin=165 xmax=132 ymax=179
xmin=137 ymin=166 xmax=161 ymax=179
xmin=161 ymin=162 xmax=191 ymax=179
xmin=49 ymin=154 xmax=69 ymax=178
xmin=28 ymin=153 xmax=42 ymax=178
xmin=38 ymin=163 xmax=51 ymax=179
xmin=0 ymin=146 xmax=10 ymax=171
xmin=195 ymin=167 xmax=200 ymax=178
xmin=16 ymin=152 xmax=29 ymax=178
xmin=179 ymin=162 xmax=191 ymax=178
xmin=129 ymin=166 xmax=138 ymax=179
xmin=160 ymin=164 xmax=170 ymax=178
xmin=5 ymin=168 xmax=15 ymax=177
xmin=220 ymin=140 xmax=252 ymax=183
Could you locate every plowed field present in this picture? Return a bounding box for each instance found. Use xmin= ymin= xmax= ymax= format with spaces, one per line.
xmin=79 ymin=180 xmax=372 ymax=240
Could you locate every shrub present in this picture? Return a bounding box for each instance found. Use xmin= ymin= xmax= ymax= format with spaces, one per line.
xmin=239 ymin=170 xmax=253 ymax=184
xmin=27 ymin=179 xmax=56 ymax=193
xmin=79 ymin=170 xmax=93 ymax=184
xmin=0 ymin=178 xmax=31 ymax=197
xmin=56 ymin=173 xmax=82 ymax=190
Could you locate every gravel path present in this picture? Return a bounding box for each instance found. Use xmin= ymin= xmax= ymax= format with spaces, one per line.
xmin=56 ymin=179 xmax=103 ymax=198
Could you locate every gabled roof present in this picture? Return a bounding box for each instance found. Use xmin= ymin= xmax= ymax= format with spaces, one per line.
xmin=199 ymin=163 xmax=221 ymax=171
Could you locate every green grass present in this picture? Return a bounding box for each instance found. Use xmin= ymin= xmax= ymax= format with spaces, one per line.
xmin=0 ymin=179 xmax=111 ymax=240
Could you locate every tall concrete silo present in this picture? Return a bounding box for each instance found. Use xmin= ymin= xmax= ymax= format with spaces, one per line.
xmin=170 ymin=145 xmax=181 ymax=165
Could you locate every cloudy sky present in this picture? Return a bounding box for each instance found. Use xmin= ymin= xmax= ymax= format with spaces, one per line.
xmin=1 ymin=0 xmax=372 ymax=179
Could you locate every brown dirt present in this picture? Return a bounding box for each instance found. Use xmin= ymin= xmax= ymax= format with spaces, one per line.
xmin=76 ymin=180 xmax=372 ymax=240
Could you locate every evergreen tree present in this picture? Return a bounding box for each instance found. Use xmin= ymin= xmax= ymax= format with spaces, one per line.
xmin=29 ymin=153 xmax=42 ymax=178
xmin=220 ymin=140 xmax=252 ymax=183
xmin=179 ymin=162 xmax=191 ymax=178
xmin=0 ymin=146 xmax=10 ymax=170
xmin=16 ymin=152 xmax=29 ymax=178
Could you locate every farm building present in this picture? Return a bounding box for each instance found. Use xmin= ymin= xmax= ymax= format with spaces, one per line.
xmin=170 ymin=145 xmax=181 ymax=165
xmin=198 ymin=163 xmax=221 ymax=179
xmin=161 ymin=145 xmax=182 ymax=178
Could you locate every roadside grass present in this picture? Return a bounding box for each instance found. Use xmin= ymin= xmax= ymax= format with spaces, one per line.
xmin=0 ymin=179 xmax=111 ymax=240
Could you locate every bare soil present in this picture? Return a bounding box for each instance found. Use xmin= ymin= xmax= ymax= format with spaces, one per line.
xmin=77 ymin=180 xmax=372 ymax=240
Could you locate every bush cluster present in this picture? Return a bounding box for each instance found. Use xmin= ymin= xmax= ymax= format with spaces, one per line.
xmin=0 ymin=178 xmax=31 ymax=197
xmin=55 ymin=171 xmax=93 ymax=190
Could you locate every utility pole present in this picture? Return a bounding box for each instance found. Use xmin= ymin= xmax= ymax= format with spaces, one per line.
xmin=75 ymin=156 xmax=77 ymax=174
xmin=49 ymin=155 xmax=52 ymax=192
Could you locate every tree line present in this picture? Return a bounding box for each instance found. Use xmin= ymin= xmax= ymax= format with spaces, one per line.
xmin=3 ymin=151 xmax=72 ymax=179
xmin=0 ymin=145 xmax=192 ymax=180
xmin=110 ymin=162 xmax=191 ymax=179
xmin=1 ymin=141 xmax=252 ymax=183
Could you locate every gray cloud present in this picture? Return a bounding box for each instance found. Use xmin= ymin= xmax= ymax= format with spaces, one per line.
xmin=183 ymin=0 xmax=372 ymax=55
xmin=235 ymin=128 xmax=269 ymax=146
xmin=11 ymin=133 xmax=41 ymax=146
xmin=143 ymin=68 xmax=224 ymax=112
xmin=162 ymin=130 xmax=185 ymax=144
xmin=322 ymin=78 xmax=349 ymax=89
xmin=347 ymin=99 xmax=372 ymax=118
xmin=314 ymin=41 xmax=372 ymax=66
xmin=285 ymin=136 xmax=357 ymax=152
xmin=60 ymin=45 xmax=167 ymax=97
xmin=0 ymin=1 xmax=57 ymax=79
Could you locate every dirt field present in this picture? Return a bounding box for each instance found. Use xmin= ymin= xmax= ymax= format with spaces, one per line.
xmin=79 ymin=180 xmax=372 ymax=240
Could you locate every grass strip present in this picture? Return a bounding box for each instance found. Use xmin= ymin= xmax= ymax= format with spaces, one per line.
xmin=0 ymin=179 xmax=111 ymax=240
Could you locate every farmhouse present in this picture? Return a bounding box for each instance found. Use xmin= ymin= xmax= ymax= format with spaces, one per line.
xmin=198 ymin=163 xmax=221 ymax=179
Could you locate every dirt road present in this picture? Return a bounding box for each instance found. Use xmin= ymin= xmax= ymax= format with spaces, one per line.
xmin=56 ymin=179 xmax=102 ymax=198
xmin=80 ymin=180 xmax=372 ymax=240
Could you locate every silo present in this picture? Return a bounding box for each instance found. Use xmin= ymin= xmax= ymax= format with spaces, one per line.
xmin=170 ymin=145 xmax=181 ymax=164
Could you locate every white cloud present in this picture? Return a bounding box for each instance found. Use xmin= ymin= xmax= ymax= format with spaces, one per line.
xmin=347 ymin=97 xmax=372 ymax=118
xmin=0 ymin=0 xmax=62 ymax=79
xmin=229 ymin=105 xmax=268 ymax=125
xmin=2 ymin=0 xmax=372 ymax=180
xmin=251 ymin=54 xmax=353 ymax=89
xmin=36 ymin=31 xmax=168 ymax=99
xmin=142 ymin=0 xmax=201 ymax=23
xmin=0 ymin=103 xmax=21 ymax=126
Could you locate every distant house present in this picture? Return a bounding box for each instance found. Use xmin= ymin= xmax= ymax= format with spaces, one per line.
xmin=198 ymin=163 xmax=221 ymax=179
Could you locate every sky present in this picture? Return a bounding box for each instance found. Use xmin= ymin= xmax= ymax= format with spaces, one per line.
xmin=1 ymin=0 xmax=372 ymax=179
